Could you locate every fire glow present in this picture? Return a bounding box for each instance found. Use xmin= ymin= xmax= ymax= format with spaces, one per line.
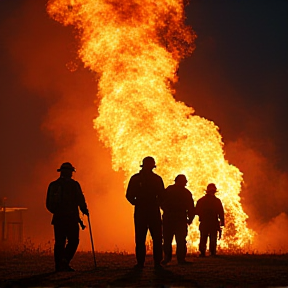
xmin=47 ymin=0 xmax=255 ymax=250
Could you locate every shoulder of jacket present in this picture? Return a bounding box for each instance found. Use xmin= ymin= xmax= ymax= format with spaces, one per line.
xmin=198 ymin=195 xmax=205 ymax=202
xmin=216 ymin=197 xmax=222 ymax=202
xmin=73 ymin=180 xmax=82 ymax=191
xmin=131 ymin=173 xmax=141 ymax=179
xmin=156 ymin=173 xmax=162 ymax=178
xmin=128 ymin=173 xmax=141 ymax=183
xmin=153 ymin=173 xmax=164 ymax=181
xmin=165 ymin=185 xmax=174 ymax=191
xmin=49 ymin=179 xmax=61 ymax=186
xmin=184 ymin=187 xmax=192 ymax=194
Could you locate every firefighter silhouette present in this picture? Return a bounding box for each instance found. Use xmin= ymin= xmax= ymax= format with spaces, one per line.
xmin=126 ymin=156 xmax=165 ymax=269
xmin=46 ymin=162 xmax=89 ymax=272
xmin=195 ymin=183 xmax=225 ymax=257
xmin=161 ymin=174 xmax=195 ymax=265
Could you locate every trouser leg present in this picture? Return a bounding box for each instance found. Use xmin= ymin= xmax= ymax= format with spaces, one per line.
xmin=199 ymin=230 xmax=209 ymax=255
xmin=162 ymin=218 xmax=174 ymax=262
xmin=209 ymin=230 xmax=218 ymax=255
xmin=134 ymin=214 xmax=148 ymax=265
xmin=63 ymin=222 xmax=79 ymax=264
xmin=149 ymin=215 xmax=163 ymax=265
xmin=53 ymin=224 xmax=66 ymax=270
xmin=175 ymin=222 xmax=188 ymax=262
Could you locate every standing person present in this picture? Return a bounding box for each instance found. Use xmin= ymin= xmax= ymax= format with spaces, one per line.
xmin=195 ymin=183 xmax=225 ymax=257
xmin=126 ymin=156 xmax=165 ymax=269
xmin=161 ymin=174 xmax=195 ymax=265
xmin=46 ymin=162 xmax=89 ymax=272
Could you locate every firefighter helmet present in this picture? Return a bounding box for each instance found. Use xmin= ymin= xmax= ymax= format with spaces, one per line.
xmin=175 ymin=174 xmax=188 ymax=185
xmin=57 ymin=162 xmax=76 ymax=172
xmin=140 ymin=156 xmax=156 ymax=168
xmin=206 ymin=183 xmax=217 ymax=193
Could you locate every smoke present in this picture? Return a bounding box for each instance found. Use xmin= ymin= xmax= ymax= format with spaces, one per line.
xmin=0 ymin=0 xmax=135 ymax=252
xmin=252 ymin=213 xmax=288 ymax=253
xmin=225 ymin=138 xmax=288 ymax=222
xmin=225 ymin=138 xmax=288 ymax=252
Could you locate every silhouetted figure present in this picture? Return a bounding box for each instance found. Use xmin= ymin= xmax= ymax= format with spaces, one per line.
xmin=126 ymin=156 xmax=165 ymax=269
xmin=46 ymin=162 xmax=89 ymax=272
xmin=161 ymin=174 xmax=195 ymax=265
xmin=195 ymin=183 xmax=224 ymax=257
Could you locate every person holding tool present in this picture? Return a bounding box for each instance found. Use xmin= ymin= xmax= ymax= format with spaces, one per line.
xmin=46 ymin=162 xmax=89 ymax=272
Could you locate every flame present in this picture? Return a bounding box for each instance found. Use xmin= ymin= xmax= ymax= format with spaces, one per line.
xmin=47 ymin=0 xmax=255 ymax=251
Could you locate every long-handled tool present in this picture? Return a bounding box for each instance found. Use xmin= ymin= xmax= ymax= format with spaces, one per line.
xmin=87 ymin=214 xmax=97 ymax=268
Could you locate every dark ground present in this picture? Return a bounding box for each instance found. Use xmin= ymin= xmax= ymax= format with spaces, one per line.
xmin=1 ymin=251 xmax=288 ymax=288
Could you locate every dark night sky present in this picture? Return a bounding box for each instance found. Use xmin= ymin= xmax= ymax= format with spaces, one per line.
xmin=0 ymin=0 xmax=287 ymax=250
xmin=182 ymin=0 xmax=288 ymax=170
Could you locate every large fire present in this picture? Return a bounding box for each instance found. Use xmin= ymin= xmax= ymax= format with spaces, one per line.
xmin=47 ymin=0 xmax=255 ymax=251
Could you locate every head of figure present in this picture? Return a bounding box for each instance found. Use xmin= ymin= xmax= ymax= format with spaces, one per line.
xmin=206 ymin=183 xmax=217 ymax=195
xmin=57 ymin=162 xmax=76 ymax=178
xmin=140 ymin=156 xmax=156 ymax=171
xmin=175 ymin=174 xmax=188 ymax=187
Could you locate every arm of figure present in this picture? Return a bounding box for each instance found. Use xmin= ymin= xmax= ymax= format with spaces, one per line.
xmin=46 ymin=183 xmax=55 ymax=214
xmin=126 ymin=176 xmax=137 ymax=205
xmin=187 ymin=193 xmax=195 ymax=225
xmin=218 ymin=200 xmax=225 ymax=227
xmin=157 ymin=177 xmax=166 ymax=206
xmin=76 ymin=182 xmax=89 ymax=216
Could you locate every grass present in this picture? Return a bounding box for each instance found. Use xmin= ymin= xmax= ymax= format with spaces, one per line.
xmin=1 ymin=239 xmax=288 ymax=287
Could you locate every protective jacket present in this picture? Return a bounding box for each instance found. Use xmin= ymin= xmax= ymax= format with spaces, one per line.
xmin=161 ymin=184 xmax=195 ymax=223
xmin=195 ymin=194 xmax=224 ymax=230
xmin=126 ymin=170 xmax=165 ymax=213
xmin=46 ymin=177 xmax=88 ymax=225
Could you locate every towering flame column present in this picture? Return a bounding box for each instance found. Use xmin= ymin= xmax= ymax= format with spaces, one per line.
xmin=47 ymin=0 xmax=254 ymax=250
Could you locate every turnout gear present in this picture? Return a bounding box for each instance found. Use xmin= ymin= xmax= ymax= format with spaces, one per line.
xmin=161 ymin=175 xmax=195 ymax=264
xmin=46 ymin=177 xmax=88 ymax=223
xmin=126 ymin=157 xmax=165 ymax=267
xmin=46 ymin=163 xmax=88 ymax=272
xmin=195 ymin=183 xmax=224 ymax=256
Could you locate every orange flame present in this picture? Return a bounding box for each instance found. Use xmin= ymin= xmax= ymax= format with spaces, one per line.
xmin=47 ymin=0 xmax=255 ymax=251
